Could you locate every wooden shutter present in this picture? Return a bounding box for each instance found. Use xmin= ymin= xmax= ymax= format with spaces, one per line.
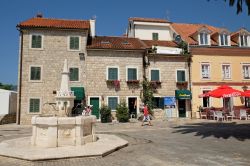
xmin=108 ymin=68 xmax=118 ymax=80
xmin=108 ymin=97 xmax=118 ymax=110
xmin=128 ymin=68 xmax=137 ymax=80
xmin=30 ymin=99 xmax=40 ymax=113
xmin=70 ymin=37 xmax=79 ymax=50
xmin=151 ymin=70 xmax=159 ymax=81
xmin=31 ymin=67 xmax=41 ymax=80
xmin=69 ymin=68 xmax=79 ymax=81
xmin=177 ymin=71 xmax=185 ymax=82
xmin=32 ymin=35 xmax=42 ymax=48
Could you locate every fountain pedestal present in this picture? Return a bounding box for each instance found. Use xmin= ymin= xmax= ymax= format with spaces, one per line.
xmin=31 ymin=115 xmax=96 ymax=148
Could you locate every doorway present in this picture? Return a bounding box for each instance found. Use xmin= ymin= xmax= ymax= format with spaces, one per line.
xmin=90 ymin=97 xmax=100 ymax=119
xmin=178 ymin=100 xmax=186 ymax=117
xmin=128 ymin=97 xmax=137 ymax=118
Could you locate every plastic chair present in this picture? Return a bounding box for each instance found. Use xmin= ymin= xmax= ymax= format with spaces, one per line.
xmin=215 ymin=111 xmax=224 ymax=121
xmin=199 ymin=110 xmax=207 ymax=119
xmin=240 ymin=109 xmax=247 ymax=120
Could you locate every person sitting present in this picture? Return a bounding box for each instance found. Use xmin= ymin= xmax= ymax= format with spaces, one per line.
xmin=82 ymin=105 xmax=92 ymax=116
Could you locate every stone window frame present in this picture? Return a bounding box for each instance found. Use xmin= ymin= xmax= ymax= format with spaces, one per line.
xmin=106 ymin=66 xmax=120 ymax=81
xmin=126 ymin=66 xmax=138 ymax=81
xmin=149 ymin=68 xmax=161 ymax=82
xmin=28 ymin=97 xmax=42 ymax=114
xmin=67 ymin=36 xmax=81 ymax=51
xmin=29 ymin=33 xmax=44 ymax=50
xmin=107 ymin=96 xmax=120 ymax=112
xmin=69 ymin=67 xmax=80 ymax=82
xmin=29 ymin=65 xmax=43 ymax=82
xmin=221 ymin=63 xmax=232 ymax=80
xmin=176 ymin=69 xmax=187 ymax=82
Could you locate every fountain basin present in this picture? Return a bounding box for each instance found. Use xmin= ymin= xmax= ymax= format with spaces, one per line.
xmin=31 ymin=115 xmax=96 ymax=148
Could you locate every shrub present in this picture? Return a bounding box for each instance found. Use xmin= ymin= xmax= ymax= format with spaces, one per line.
xmin=116 ymin=101 xmax=129 ymax=123
xmin=99 ymin=105 xmax=112 ymax=123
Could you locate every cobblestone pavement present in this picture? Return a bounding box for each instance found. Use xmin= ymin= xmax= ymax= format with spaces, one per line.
xmin=0 ymin=119 xmax=250 ymax=166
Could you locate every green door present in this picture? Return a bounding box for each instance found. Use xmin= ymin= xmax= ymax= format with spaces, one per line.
xmin=90 ymin=97 xmax=100 ymax=119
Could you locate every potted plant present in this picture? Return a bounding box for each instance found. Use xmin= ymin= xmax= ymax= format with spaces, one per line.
xmin=116 ymin=101 xmax=129 ymax=122
xmin=99 ymin=105 xmax=112 ymax=123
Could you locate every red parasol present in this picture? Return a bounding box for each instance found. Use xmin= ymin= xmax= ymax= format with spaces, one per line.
xmin=242 ymin=90 xmax=250 ymax=97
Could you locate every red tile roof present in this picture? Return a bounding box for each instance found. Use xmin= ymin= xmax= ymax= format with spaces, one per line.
xmin=129 ymin=17 xmax=170 ymax=23
xmin=87 ymin=36 xmax=146 ymax=50
xmin=17 ymin=17 xmax=90 ymax=29
xmin=142 ymin=40 xmax=178 ymax=48
xmin=171 ymin=23 xmax=237 ymax=46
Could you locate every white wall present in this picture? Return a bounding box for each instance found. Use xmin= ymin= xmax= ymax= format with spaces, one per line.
xmin=0 ymin=89 xmax=17 ymax=115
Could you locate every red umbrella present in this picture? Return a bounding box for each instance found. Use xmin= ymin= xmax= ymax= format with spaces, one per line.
xmin=242 ymin=90 xmax=250 ymax=97
xmin=199 ymin=85 xmax=243 ymax=98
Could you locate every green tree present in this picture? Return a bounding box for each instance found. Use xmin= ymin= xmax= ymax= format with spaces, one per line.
xmin=116 ymin=101 xmax=129 ymax=122
xmin=142 ymin=79 xmax=154 ymax=115
xmin=0 ymin=82 xmax=14 ymax=90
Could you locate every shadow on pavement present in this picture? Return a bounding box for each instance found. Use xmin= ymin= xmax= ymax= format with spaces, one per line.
xmin=172 ymin=122 xmax=250 ymax=141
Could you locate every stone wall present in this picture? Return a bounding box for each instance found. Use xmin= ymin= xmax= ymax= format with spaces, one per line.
xmin=0 ymin=113 xmax=16 ymax=125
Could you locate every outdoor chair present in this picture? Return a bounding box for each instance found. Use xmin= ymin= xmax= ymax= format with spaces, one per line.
xmin=225 ymin=111 xmax=235 ymax=121
xmin=214 ymin=111 xmax=224 ymax=121
xmin=208 ymin=109 xmax=215 ymax=120
xmin=239 ymin=109 xmax=247 ymax=120
xmin=199 ymin=110 xmax=207 ymax=119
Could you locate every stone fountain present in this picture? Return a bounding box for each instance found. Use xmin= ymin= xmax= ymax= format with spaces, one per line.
xmin=31 ymin=59 xmax=97 ymax=147
xmin=0 ymin=59 xmax=128 ymax=161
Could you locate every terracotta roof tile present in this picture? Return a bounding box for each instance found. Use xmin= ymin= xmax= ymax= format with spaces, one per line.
xmin=142 ymin=40 xmax=178 ymax=48
xmin=17 ymin=17 xmax=90 ymax=29
xmin=87 ymin=36 xmax=146 ymax=50
xmin=129 ymin=17 xmax=170 ymax=23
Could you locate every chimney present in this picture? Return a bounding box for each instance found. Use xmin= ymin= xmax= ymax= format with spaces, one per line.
xmin=36 ymin=13 xmax=43 ymax=18
xmin=89 ymin=19 xmax=96 ymax=37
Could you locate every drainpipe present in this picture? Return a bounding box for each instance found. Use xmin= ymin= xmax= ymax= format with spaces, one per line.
xmin=187 ymin=53 xmax=193 ymax=118
xmin=16 ymin=28 xmax=23 ymax=124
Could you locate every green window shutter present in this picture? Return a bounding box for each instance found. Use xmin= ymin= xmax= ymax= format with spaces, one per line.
xmin=152 ymin=33 xmax=159 ymax=40
xmin=177 ymin=71 xmax=185 ymax=82
xmin=71 ymin=87 xmax=85 ymax=100
xmin=32 ymin=35 xmax=42 ymax=48
xmin=108 ymin=97 xmax=118 ymax=110
xmin=70 ymin=37 xmax=79 ymax=50
xmin=69 ymin=68 xmax=79 ymax=81
xmin=108 ymin=68 xmax=118 ymax=80
xmin=30 ymin=99 xmax=40 ymax=113
xmin=151 ymin=70 xmax=159 ymax=81
xmin=30 ymin=67 xmax=41 ymax=80
xmin=128 ymin=68 xmax=137 ymax=80
xmin=159 ymin=97 xmax=164 ymax=109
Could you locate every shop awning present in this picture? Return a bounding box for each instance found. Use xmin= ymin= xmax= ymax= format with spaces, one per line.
xmin=175 ymin=90 xmax=192 ymax=100
xmin=71 ymin=87 xmax=85 ymax=100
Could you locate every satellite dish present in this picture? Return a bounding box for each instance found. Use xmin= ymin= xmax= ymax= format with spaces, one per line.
xmin=174 ymin=35 xmax=182 ymax=44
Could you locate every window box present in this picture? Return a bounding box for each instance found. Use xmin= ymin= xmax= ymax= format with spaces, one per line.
xmin=176 ymin=81 xmax=188 ymax=86
xmin=150 ymin=81 xmax=161 ymax=89
xmin=127 ymin=80 xmax=140 ymax=84
xmin=106 ymin=80 xmax=120 ymax=90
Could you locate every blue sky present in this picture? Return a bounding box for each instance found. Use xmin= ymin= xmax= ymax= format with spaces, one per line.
xmin=0 ymin=0 xmax=249 ymax=85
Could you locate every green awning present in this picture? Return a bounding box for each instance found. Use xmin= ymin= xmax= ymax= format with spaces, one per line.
xmin=71 ymin=87 xmax=85 ymax=100
xmin=175 ymin=90 xmax=192 ymax=100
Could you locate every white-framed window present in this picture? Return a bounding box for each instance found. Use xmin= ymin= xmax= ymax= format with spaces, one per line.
xmin=28 ymin=98 xmax=41 ymax=114
xmin=219 ymin=34 xmax=230 ymax=46
xmin=30 ymin=34 xmax=43 ymax=49
xmin=242 ymin=64 xmax=250 ymax=79
xmin=152 ymin=33 xmax=159 ymax=40
xmin=150 ymin=69 xmax=160 ymax=81
xmin=126 ymin=67 xmax=138 ymax=81
xmin=201 ymin=63 xmax=210 ymax=79
xmin=69 ymin=67 xmax=79 ymax=82
xmin=222 ymin=64 xmax=231 ymax=80
xmin=29 ymin=65 xmax=42 ymax=81
xmin=199 ymin=32 xmax=210 ymax=45
xmin=68 ymin=36 xmax=80 ymax=51
xmin=106 ymin=66 xmax=119 ymax=80
xmin=240 ymin=35 xmax=249 ymax=47
xmin=176 ymin=69 xmax=186 ymax=82
xmin=107 ymin=96 xmax=119 ymax=111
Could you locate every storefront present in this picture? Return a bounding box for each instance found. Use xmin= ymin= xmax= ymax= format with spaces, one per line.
xmin=175 ymin=90 xmax=192 ymax=118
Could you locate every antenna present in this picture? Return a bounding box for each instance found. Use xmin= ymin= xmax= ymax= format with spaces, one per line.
xmin=166 ymin=10 xmax=170 ymax=21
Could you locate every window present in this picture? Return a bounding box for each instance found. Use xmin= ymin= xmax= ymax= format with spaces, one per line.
xmin=152 ymin=33 xmax=159 ymax=41
xmin=219 ymin=34 xmax=229 ymax=46
xmin=199 ymin=32 xmax=209 ymax=45
xmin=151 ymin=69 xmax=160 ymax=81
xmin=127 ymin=68 xmax=137 ymax=81
xmin=29 ymin=98 xmax=40 ymax=113
xmin=153 ymin=97 xmax=164 ymax=109
xmin=243 ymin=65 xmax=250 ymax=79
xmin=69 ymin=68 xmax=79 ymax=81
xmin=202 ymin=90 xmax=210 ymax=107
xmin=201 ymin=64 xmax=210 ymax=79
xmin=176 ymin=70 xmax=186 ymax=82
xmin=240 ymin=35 xmax=249 ymax=47
xmin=69 ymin=36 xmax=80 ymax=50
xmin=31 ymin=34 xmax=42 ymax=49
xmin=108 ymin=97 xmax=118 ymax=110
xmin=222 ymin=64 xmax=231 ymax=79
xmin=30 ymin=66 xmax=41 ymax=81
xmin=107 ymin=67 xmax=118 ymax=80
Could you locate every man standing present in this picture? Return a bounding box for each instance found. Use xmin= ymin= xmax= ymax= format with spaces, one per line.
xmin=141 ymin=104 xmax=152 ymax=126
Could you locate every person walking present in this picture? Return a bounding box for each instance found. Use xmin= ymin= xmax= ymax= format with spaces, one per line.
xmin=141 ymin=103 xmax=152 ymax=126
